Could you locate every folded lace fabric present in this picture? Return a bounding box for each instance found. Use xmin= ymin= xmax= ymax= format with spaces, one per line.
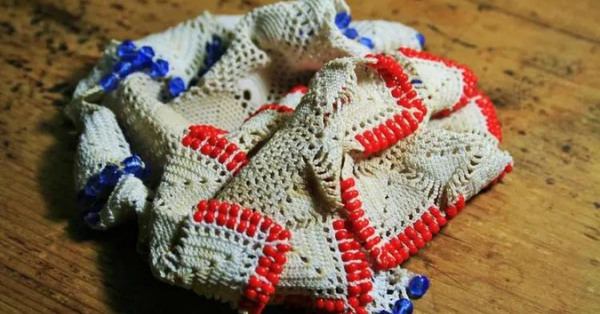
xmin=66 ymin=1 xmax=513 ymax=313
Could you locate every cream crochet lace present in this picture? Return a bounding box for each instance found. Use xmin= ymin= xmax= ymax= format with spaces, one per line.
xmin=66 ymin=1 xmax=513 ymax=313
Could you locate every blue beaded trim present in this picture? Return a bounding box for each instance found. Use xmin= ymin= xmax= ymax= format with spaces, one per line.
xmin=378 ymin=275 xmax=429 ymax=314
xmin=77 ymin=155 xmax=148 ymax=226
xmin=335 ymin=12 xmax=374 ymax=49
xmin=199 ymin=36 xmax=225 ymax=77
xmin=99 ymin=40 xmax=186 ymax=98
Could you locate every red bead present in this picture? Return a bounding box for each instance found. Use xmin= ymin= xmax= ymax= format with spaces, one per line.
xmin=234 ymin=152 xmax=247 ymax=162
xmin=193 ymin=210 xmax=203 ymax=222
xmin=225 ymin=143 xmax=238 ymax=153
xmin=277 ymin=244 xmax=291 ymax=252
xmin=270 ymin=263 xmax=283 ymax=274
xmin=365 ymin=237 xmax=381 ymax=250
xmin=218 ymin=152 xmax=230 ymax=163
xmin=356 ymin=307 xmax=368 ymax=314
xmin=414 ymin=220 xmax=426 ymax=232
xmin=316 ymin=298 xmax=325 ymax=309
xmin=250 ymin=212 xmax=262 ymax=225
xmin=263 ymin=245 xmax=277 ymax=257
xmin=204 ymin=212 xmax=214 ymax=223
xmin=258 ymin=293 xmax=269 ymax=304
xmin=345 ymin=263 xmax=359 ymax=273
xmin=216 ymin=214 xmax=227 ymax=226
xmin=339 ymin=242 xmax=352 ymax=252
xmin=446 ymin=206 xmax=457 ymax=218
xmin=348 ymin=297 xmax=360 ymax=308
xmin=361 ymin=282 xmax=373 ymax=293
xmin=359 ymin=294 xmax=372 ymax=304
xmin=340 ymin=178 xmax=355 ymax=190
xmin=349 ymin=209 xmax=365 ymax=221
xmin=335 ymin=300 xmax=345 ymax=311
xmin=191 ymin=138 xmax=202 ymax=150
xmin=246 ymin=225 xmax=257 ymax=237
xmin=325 ymin=300 xmax=335 ymax=312
xmin=274 ymin=253 xmax=286 ymax=265
xmin=358 ymin=227 xmax=375 ymax=241
xmin=260 ymin=218 xmax=273 ymax=231
xmin=342 ymin=190 xmax=359 ymax=202
xmin=348 ymin=285 xmax=361 ymax=296
xmin=217 ymin=138 xmax=228 ymax=149
xmin=269 ymin=225 xmax=282 ymax=236
xmin=236 ymin=221 xmax=248 ymax=232
xmin=197 ymin=200 xmax=208 ymax=211
xmin=413 ymin=235 xmax=425 ymax=248
xmin=244 ymin=287 xmax=257 ymax=300
xmin=266 ymin=273 xmax=279 ymax=285
xmin=405 ymin=227 xmax=417 ymax=239
xmin=241 ymin=209 xmax=252 ymax=220
xmin=208 ymin=200 xmax=219 ymax=212
xmin=200 ymin=144 xmax=212 ymax=155
xmin=249 ymin=276 xmax=260 ymax=287
xmin=333 ymin=220 xmax=346 ymax=230
xmin=347 ymin=272 xmax=360 ymax=282
xmin=352 ymin=218 xmax=369 ymax=231
xmin=336 ymin=230 xmax=349 ymax=240
xmin=259 ymin=257 xmax=272 ymax=267
xmin=278 ymin=230 xmax=291 ymax=240
xmin=345 ymin=199 xmax=362 ymax=211
xmin=456 ymin=194 xmax=466 ymax=210
xmin=226 ymin=161 xmax=238 ymax=171
xmin=256 ymin=266 xmax=268 ymax=276
xmin=181 ymin=136 xmax=192 ymax=147
xmin=263 ymin=284 xmax=275 ymax=294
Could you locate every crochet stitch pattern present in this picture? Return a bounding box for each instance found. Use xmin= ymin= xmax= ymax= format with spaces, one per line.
xmin=66 ymin=1 xmax=513 ymax=313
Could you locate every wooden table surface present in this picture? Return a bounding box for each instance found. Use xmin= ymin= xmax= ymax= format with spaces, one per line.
xmin=0 ymin=0 xmax=598 ymax=313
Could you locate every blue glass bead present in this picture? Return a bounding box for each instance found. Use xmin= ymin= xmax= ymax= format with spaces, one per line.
xmin=408 ymin=275 xmax=430 ymax=299
xmin=335 ymin=12 xmax=352 ymax=29
xmin=113 ymin=61 xmax=133 ymax=78
xmin=411 ymin=79 xmax=423 ymax=85
xmin=77 ymin=187 xmax=96 ymax=207
xmin=393 ymin=299 xmax=413 ymax=314
xmin=99 ymin=73 xmax=119 ymax=91
xmin=132 ymin=46 xmax=155 ymax=69
xmin=210 ymin=36 xmax=222 ymax=49
xmin=343 ymin=28 xmax=359 ymax=39
xmin=416 ymin=33 xmax=426 ymax=48
xmin=150 ymin=59 xmax=169 ymax=78
xmin=99 ymin=165 xmax=122 ymax=186
xmin=122 ymin=155 xmax=144 ymax=177
xmin=358 ymin=37 xmax=375 ymax=49
xmin=84 ymin=212 xmax=100 ymax=225
xmin=117 ymin=40 xmax=137 ymax=60
xmin=168 ymin=77 xmax=185 ymax=97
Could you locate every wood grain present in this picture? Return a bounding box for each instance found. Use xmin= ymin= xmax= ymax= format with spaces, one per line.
xmin=0 ymin=0 xmax=598 ymax=313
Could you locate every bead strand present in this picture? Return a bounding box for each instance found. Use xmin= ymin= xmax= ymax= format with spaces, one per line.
xmin=181 ymin=125 xmax=247 ymax=173
xmin=192 ymin=199 xmax=291 ymax=314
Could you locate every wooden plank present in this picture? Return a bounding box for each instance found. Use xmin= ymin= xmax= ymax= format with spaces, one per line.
xmin=0 ymin=0 xmax=598 ymax=313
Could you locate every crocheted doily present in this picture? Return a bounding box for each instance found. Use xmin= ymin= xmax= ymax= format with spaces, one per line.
xmin=66 ymin=1 xmax=513 ymax=313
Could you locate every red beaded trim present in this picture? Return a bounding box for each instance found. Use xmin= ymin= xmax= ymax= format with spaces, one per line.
xmin=340 ymin=161 xmax=513 ymax=270
xmin=474 ymin=92 xmax=503 ymax=142
xmin=181 ymin=125 xmax=248 ymax=173
xmin=288 ymin=85 xmax=308 ymax=94
xmin=397 ymin=47 xmax=477 ymax=118
xmin=245 ymin=104 xmax=294 ymax=121
xmin=192 ymin=199 xmax=292 ymax=314
xmin=354 ymin=54 xmax=428 ymax=156
xmin=339 ymin=177 xmax=449 ymax=270
xmin=315 ymin=219 xmax=372 ymax=314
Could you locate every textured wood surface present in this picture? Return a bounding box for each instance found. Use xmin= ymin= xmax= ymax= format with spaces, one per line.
xmin=0 ymin=0 xmax=598 ymax=313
